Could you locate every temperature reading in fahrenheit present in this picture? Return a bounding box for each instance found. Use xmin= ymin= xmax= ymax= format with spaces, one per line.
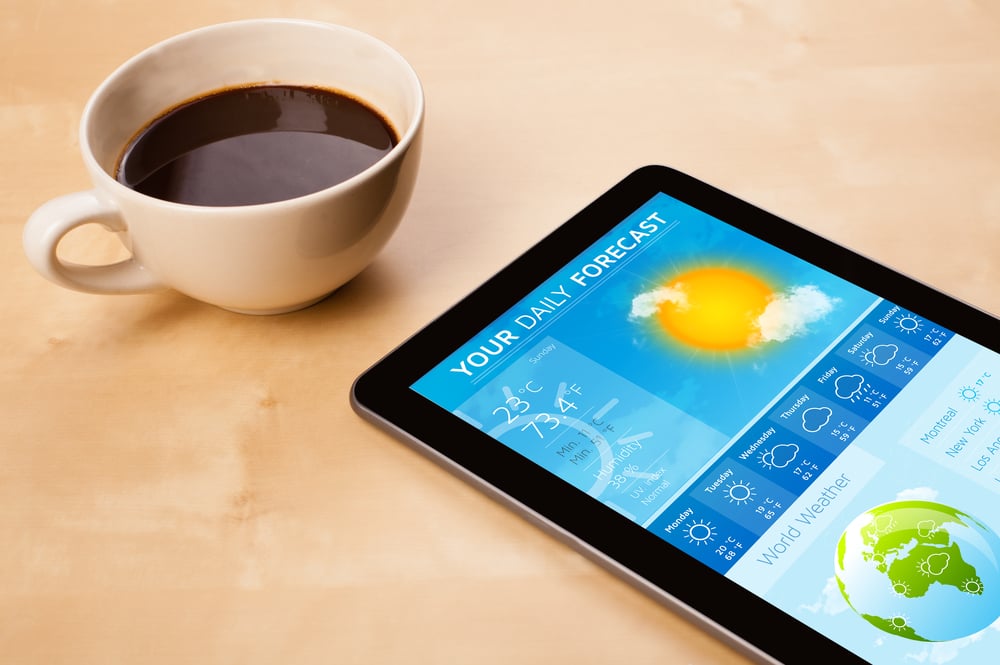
xmin=554 ymin=381 xmax=583 ymax=414
xmin=715 ymin=536 xmax=745 ymax=562
xmin=489 ymin=380 xmax=580 ymax=439
xmin=463 ymin=337 xmax=730 ymax=523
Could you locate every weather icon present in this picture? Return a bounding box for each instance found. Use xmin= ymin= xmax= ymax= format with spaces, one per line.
xmin=834 ymin=374 xmax=866 ymax=402
xmin=874 ymin=514 xmax=895 ymax=534
xmin=629 ymin=269 xmax=837 ymax=352
xmin=894 ymin=313 xmax=923 ymax=335
xmin=919 ymin=552 xmax=951 ymax=577
xmin=683 ymin=519 xmax=717 ymax=546
xmin=725 ymin=480 xmax=756 ymax=505
xmin=985 ymin=399 xmax=1000 ymax=416
xmin=758 ymin=443 xmax=799 ymax=470
xmin=860 ymin=514 xmax=897 ymax=542
xmin=959 ymin=386 xmax=980 ymax=402
xmin=801 ymin=406 xmax=832 ymax=433
xmin=888 ymin=614 xmax=912 ymax=632
xmin=917 ymin=519 xmax=938 ymax=538
xmin=862 ymin=343 xmax=898 ymax=367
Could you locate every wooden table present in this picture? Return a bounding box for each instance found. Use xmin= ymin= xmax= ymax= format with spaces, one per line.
xmin=3 ymin=2 xmax=999 ymax=663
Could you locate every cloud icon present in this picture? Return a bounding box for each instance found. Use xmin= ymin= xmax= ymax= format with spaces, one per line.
xmin=835 ymin=374 xmax=864 ymax=400
xmin=917 ymin=520 xmax=938 ymax=538
xmin=920 ymin=552 xmax=951 ymax=576
xmin=756 ymin=285 xmax=839 ymax=343
xmin=873 ymin=515 xmax=895 ymax=534
xmin=802 ymin=406 xmax=833 ymax=433
xmin=760 ymin=442 xmax=799 ymax=469
xmin=863 ymin=343 xmax=898 ymax=367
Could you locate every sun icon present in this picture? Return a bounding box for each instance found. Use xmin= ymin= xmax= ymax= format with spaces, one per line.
xmin=959 ymin=386 xmax=980 ymax=402
xmin=985 ymin=399 xmax=1000 ymax=416
xmin=725 ymin=481 xmax=756 ymax=505
xmin=890 ymin=580 xmax=910 ymax=597
xmin=888 ymin=614 xmax=911 ymax=632
xmin=961 ymin=578 xmax=984 ymax=595
xmin=683 ymin=519 xmax=717 ymax=546
xmin=894 ymin=313 xmax=923 ymax=335
xmin=655 ymin=266 xmax=774 ymax=351
xmin=864 ymin=551 xmax=888 ymax=570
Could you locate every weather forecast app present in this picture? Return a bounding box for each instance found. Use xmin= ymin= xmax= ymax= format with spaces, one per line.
xmin=413 ymin=192 xmax=1000 ymax=663
xmin=447 ymin=335 xmax=728 ymax=524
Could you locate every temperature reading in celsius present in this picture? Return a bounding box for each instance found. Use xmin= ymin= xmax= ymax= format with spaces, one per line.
xmin=489 ymin=381 xmax=582 ymax=438
xmin=456 ymin=337 xmax=733 ymax=523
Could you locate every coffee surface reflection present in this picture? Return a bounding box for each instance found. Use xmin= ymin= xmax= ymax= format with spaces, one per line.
xmin=116 ymin=84 xmax=398 ymax=206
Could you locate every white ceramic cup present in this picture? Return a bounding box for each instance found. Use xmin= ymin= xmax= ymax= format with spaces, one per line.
xmin=23 ymin=19 xmax=423 ymax=314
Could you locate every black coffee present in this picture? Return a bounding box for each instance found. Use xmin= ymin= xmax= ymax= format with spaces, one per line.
xmin=115 ymin=84 xmax=398 ymax=206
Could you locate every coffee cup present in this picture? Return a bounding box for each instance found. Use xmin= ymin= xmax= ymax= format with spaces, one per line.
xmin=23 ymin=18 xmax=423 ymax=314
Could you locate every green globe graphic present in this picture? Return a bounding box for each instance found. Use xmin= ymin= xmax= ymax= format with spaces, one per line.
xmin=835 ymin=500 xmax=1000 ymax=642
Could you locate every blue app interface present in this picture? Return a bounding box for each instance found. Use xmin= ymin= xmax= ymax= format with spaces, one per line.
xmin=412 ymin=193 xmax=1000 ymax=662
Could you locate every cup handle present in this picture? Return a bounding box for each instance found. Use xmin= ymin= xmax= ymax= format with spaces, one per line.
xmin=23 ymin=190 xmax=166 ymax=294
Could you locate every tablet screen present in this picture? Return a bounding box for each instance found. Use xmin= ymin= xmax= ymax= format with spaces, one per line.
xmin=410 ymin=190 xmax=1000 ymax=662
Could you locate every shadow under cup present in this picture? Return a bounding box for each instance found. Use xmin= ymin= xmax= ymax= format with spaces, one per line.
xmin=81 ymin=19 xmax=424 ymax=314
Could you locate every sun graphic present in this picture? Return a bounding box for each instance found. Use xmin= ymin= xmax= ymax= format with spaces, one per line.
xmin=683 ymin=519 xmax=717 ymax=546
xmin=888 ymin=614 xmax=911 ymax=632
xmin=725 ymin=481 xmax=756 ymax=505
xmin=655 ymin=267 xmax=774 ymax=351
xmin=961 ymin=577 xmax=984 ymax=595
xmin=959 ymin=386 xmax=980 ymax=402
xmin=894 ymin=313 xmax=923 ymax=334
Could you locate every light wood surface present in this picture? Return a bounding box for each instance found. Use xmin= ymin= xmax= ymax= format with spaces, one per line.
xmin=3 ymin=2 xmax=1000 ymax=663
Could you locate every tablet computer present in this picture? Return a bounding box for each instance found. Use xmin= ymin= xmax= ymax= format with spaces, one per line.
xmin=351 ymin=165 xmax=1000 ymax=664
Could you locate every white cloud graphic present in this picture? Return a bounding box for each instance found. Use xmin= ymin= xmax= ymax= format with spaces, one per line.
xmin=799 ymin=576 xmax=850 ymax=616
xmin=897 ymin=487 xmax=938 ymax=502
xmin=629 ymin=285 xmax=687 ymax=319
xmin=904 ymin=623 xmax=995 ymax=664
xmin=755 ymin=284 xmax=838 ymax=343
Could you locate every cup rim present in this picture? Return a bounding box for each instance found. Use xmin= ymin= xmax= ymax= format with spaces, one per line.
xmin=80 ymin=18 xmax=425 ymax=211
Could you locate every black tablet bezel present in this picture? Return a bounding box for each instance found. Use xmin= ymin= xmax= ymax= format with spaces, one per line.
xmin=352 ymin=165 xmax=1000 ymax=664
